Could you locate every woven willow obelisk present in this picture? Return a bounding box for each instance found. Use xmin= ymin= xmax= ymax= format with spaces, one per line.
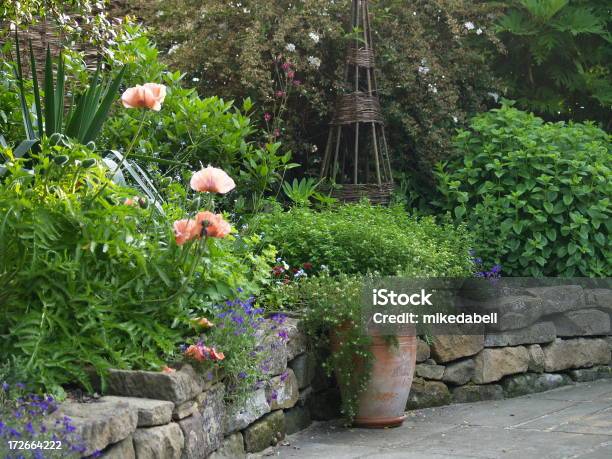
xmin=320 ymin=0 xmax=393 ymax=203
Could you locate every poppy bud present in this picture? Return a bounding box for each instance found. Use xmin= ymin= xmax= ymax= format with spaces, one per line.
xmin=53 ymin=155 xmax=69 ymax=166
xmin=48 ymin=133 xmax=63 ymax=146
xmin=81 ymin=158 xmax=97 ymax=169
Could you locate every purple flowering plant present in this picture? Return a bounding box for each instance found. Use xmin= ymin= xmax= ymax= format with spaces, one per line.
xmin=470 ymin=249 xmax=502 ymax=279
xmin=0 ymin=383 xmax=87 ymax=458
xmin=177 ymin=295 xmax=289 ymax=404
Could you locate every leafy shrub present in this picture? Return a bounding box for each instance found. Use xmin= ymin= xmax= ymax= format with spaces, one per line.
xmin=493 ymin=0 xmax=611 ymax=126
xmin=435 ymin=103 xmax=611 ymax=277
xmin=99 ymin=26 xmax=296 ymax=212
xmin=0 ymin=142 xmax=273 ymax=394
xmin=122 ymin=0 xmax=502 ymax=181
xmin=250 ymin=202 xmax=473 ymax=277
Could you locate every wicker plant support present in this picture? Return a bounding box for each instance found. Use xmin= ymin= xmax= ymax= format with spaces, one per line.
xmin=320 ymin=0 xmax=393 ymax=204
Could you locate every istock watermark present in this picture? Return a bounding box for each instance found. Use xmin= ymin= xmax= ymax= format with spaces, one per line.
xmin=360 ymin=277 xmax=611 ymax=336
xmin=372 ymin=289 xmax=433 ymax=306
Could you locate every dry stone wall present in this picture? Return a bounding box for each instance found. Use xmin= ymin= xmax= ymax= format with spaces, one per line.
xmin=56 ymin=284 xmax=611 ymax=457
xmin=403 ymin=284 xmax=612 ymax=409
xmin=310 ymin=284 xmax=612 ymax=413
xmin=53 ymin=318 xmax=314 ymax=459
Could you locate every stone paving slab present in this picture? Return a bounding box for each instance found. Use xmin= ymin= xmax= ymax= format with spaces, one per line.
xmin=253 ymin=380 xmax=612 ymax=459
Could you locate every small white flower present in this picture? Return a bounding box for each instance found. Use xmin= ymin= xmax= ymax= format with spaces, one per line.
xmin=285 ymin=43 xmax=296 ymax=52
xmin=428 ymin=83 xmax=438 ymax=94
xmin=168 ymin=44 xmax=180 ymax=55
xmin=418 ymin=65 xmax=430 ymax=75
xmin=413 ymin=12 xmax=417 ymax=16
xmin=476 ymin=28 xmax=483 ymax=35
xmin=464 ymin=21 xmax=475 ymax=31
xmin=308 ymin=32 xmax=320 ymax=44
xmin=311 ymin=144 xmax=318 ymax=153
xmin=452 ymin=116 xmax=458 ymax=123
xmin=487 ymin=92 xmax=500 ymax=102
xmin=307 ymin=56 xmax=321 ymax=68
xmin=192 ymin=77 xmax=200 ymax=82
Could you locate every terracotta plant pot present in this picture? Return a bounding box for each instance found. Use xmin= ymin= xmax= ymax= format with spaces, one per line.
xmin=331 ymin=329 xmax=417 ymax=428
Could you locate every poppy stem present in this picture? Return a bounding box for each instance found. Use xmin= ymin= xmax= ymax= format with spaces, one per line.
xmin=86 ymin=111 xmax=148 ymax=206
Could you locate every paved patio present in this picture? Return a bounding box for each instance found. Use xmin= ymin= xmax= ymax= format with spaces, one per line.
xmin=257 ymin=379 xmax=612 ymax=459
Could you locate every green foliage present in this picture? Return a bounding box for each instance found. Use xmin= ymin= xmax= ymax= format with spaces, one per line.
xmin=122 ymin=0 xmax=502 ymax=182
xmin=435 ymin=103 xmax=611 ymax=277
xmin=9 ymin=33 xmax=125 ymax=161
xmin=250 ymin=202 xmax=474 ymax=277
xmin=0 ymin=49 xmax=27 ymax=145
xmin=494 ymin=0 xmax=611 ymax=125
xmin=0 ymin=141 xmax=274 ymax=394
xmin=281 ymin=177 xmax=323 ymax=207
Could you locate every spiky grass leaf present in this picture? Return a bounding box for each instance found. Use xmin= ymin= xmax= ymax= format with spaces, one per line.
xmin=13 ymin=32 xmax=35 ymax=140
xmin=28 ymin=41 xmax=44 ymax=138
xmin=83 ymin=66 xmax=126 ymax=144
xmin=43 ymin=46 xmax=56 ymax=136
xmin=54 ymin=51 xmax=65 ymax=134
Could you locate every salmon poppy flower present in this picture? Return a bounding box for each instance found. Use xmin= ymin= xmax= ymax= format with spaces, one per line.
xmin=196 ymin=318 xmax=214 ymax=329
xmin=121 ymin=83 xmax=167 ymax=111
xmin=184 ymin=344 xmax=206 ymax=362
xmin=190 ymin=166 xmax=236 ymax=194
xmin=195 ymin=211 xmax=232 ymax=238
xmin=161 ymin=366 xmax=176 ymax=374
xmin=173 ymin=219 xmax=200 ymax=245
xmin=210 ymin=348 xmax=225 ymax=361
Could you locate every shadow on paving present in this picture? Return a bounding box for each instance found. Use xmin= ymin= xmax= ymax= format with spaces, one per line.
xmin=253 ymin=379 xmax=612 ymax=459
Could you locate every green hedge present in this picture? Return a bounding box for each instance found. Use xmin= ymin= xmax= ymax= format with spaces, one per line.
xmin=436 ymin=104 xmax=611 ymax=277
xmin=251 ymin=203 xmax=473 ymax=277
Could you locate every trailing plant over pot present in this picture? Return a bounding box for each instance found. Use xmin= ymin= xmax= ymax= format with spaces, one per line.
xmin=297 ymin=273 xmax=373 ymax=422
xmin=296 ymin=273 xmax=417 ymax=427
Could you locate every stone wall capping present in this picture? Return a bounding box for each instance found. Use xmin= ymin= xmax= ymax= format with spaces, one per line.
xmin=106 ymin=365 xmax=204 ymax=404
xmin=552 ymin=309 xmax=611 ymax=337
xmin=100 ymin=396 xmax=174 ymax=428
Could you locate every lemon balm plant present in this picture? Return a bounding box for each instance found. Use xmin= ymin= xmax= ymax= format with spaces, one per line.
xmin=436 ymin=103 xmax=611 ymax=277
